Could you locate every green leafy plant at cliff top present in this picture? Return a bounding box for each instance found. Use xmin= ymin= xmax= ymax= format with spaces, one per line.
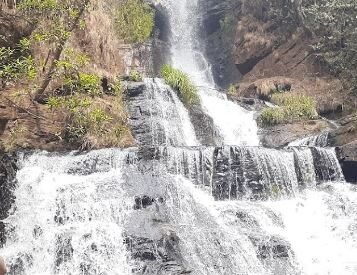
xmin=259 ymin=94 xmax=318 ymax=126
xmin=160 ymin=64 xmax=199 ymax=105
xmin=114 ymin=0 xmax=155 ymax=44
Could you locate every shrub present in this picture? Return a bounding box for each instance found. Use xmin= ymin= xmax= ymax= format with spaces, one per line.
xmin=107 ymin=78 xmax=124 ymax=96
xmin=77 ymin=73 xmax=101 ymax=96
xmin=259 ymin=108 xmax=285 ymax=126
xmin=160 ymin=64 xmax=199 ymax=105
xmin=0 ymin=42 xmax=37 ymax=83
xmin=128 ymin=70 xmax=143 ymax=82
xmin=259 ymin=94 xmax=318 ymax=126
xmin=114 ymin=0 xmax=155 ymax=44
xmin=228 ymin=83 xmax=236 ymax=95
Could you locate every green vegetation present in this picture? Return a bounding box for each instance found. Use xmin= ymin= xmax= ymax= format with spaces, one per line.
xmin=46 ymin=87 xmax=130 ymax=149
xmin=114 ymin=0 xmax=155 ymax=44
xmin=0 ymin=39 xmax=37 ymax=85
xmin=128 ymin=70 xmax=143 ymax=82
xmin=0 ymin=0 xmax=141 ymax=150
xmin=228 ymin=83 xmax=236 ymax=95
xmin=160 ymin=65 xmax=199 ymax=105
xmin=259 ymin=94 xmax=318 ymax=126
xmin=302 ymin=0 xmax=357 ymax=93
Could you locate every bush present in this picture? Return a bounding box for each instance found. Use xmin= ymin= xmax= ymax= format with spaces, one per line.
xmin=114 ymin=0 xmax=155 ymax=44
xmin=128 ymin=70 xmax=143 ymax=82
xmin=0 ymin=40 xmax=37 ymax=84
xmin=259 ymin=94 xmax=318 ymax=126
xmin=259 ymin=108 xmax=285 ymax=126
xmin=228 ymin=83 xmax=236 ymax=95
xmin=160 ymin=65 xmax=199 ymax=105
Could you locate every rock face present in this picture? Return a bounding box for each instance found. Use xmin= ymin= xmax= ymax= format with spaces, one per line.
xmin=261 ymin=120 xmax=331 ymax=148
xmin=336 ymin=141 xmax=357 ymax=183
xmin=126 ymin=80 xmax=220 ymax=146
xmin=199 ymin=0 xmax=242 ymax=88
xmin=329 ymin=114 xmax=357 ymax=147
xmin=0 ymin=153 xmax=17 ymax=247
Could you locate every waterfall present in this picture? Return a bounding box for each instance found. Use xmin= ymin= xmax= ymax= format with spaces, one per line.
xmin=288 ymin=132 xmax=329 ymax=147
xmin=1 ymin=147 xmax=354 ymax=274
xmin=0 ymin=151 xmax=134 ymax=275
xmin=1 ymin=0 xmax=355 ymax=274
xmin=128 ymin=78 xmax=199 ymax=146
xmin=161 ymin=0 xmax=260 ymax=146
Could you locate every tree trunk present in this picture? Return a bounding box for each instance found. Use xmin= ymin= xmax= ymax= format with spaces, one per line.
xmin=34 ymin=0 xmax=90 ymax=102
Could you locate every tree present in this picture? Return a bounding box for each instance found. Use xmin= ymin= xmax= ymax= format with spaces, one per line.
xmin=18 ymin=0 xmax=91 ymax=101
xmin=301 ymin=0 xmax=357 ymax=91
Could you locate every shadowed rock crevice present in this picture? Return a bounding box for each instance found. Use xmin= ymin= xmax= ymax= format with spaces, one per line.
xmin=0 ymin=153 xmax=17 ymax=247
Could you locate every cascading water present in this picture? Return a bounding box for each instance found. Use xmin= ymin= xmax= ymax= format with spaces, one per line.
xmin=161 ymin=0 xmax=260 ymax=146
xmin=288 ymin=132 xmax=329 ymax=147
xmin=1 ymin=0 xmax=356 ymax=275
xmin=128 ymin=78 xmax=199 ymax=146
xmin=2 ymin=146 xmax=354 ymax=274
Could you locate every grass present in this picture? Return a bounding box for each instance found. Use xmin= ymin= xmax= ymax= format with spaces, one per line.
xmin=259 ymin=94 xmax=318 ymax=126
xmin=160 ymin=64 xmax=199 ymax=105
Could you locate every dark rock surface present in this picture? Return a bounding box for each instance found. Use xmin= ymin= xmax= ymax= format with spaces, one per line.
xmin=199 ymin=0 xmax=241 ymax=88
xmin=0 ymin=153 xmax=17 ymax=247
xmin=336 ymin=141 xmax=357 ymax=183
xmin=188 ymin=105 xmax=221 ymax=146
xmin=126 ymin=81 xmax=153 ymax=146
xmin=125 ymin=233 xmax=191 ymax=274
xmin=329 ymin=114 xmax=357 ymax=147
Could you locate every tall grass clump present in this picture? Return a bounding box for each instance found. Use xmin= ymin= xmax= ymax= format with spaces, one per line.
xmin=259 ymin=94 xmax=318 ymax=126
xmin=160 ymin=64 xmax=199 ymax=105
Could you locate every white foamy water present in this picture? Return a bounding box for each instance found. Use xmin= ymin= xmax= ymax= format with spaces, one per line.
xmin=263 ymin=182 xmax=357 ymax=275
xmin=144 ymin=78 xmax=199 ymax=146
xmin=0 ymin=152 xmax=133 ymax=275
xmin=161 ymin=0 xmax=260 ymax=146
xmin=288 ymin=132 xmax=329 ymax=147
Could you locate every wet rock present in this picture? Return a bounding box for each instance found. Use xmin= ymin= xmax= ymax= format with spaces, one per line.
xmin=134 ymin=196 xmax=164 ymax=210
xmin=311 ymin=147 xmax=344 ymax=182
xmin=125 ymin=233 xmax=191 ymax=275
xmin=0 ymin=153 xmax=17 ymax=247
xmin=336 ymin=141 xmax=357 ymax=183
xmin=227 ymin=96 xmax=269 ymax=111
xmin=199 ymin=0 xmax=242 ymax=87
xmin=188 ymin=105 xmax=221 ymax=146
xmin=328 ymin=114 xmax=357 ymax=147
xmin=260 ymin=120 xmax=330 ymax=148
xmin=126 ymin=82 xmax=146 ymax=98
xmin=55 ymin=234 xmax=74 ymax=269
xmin=250 ymin=235 xmax=291 ymax=259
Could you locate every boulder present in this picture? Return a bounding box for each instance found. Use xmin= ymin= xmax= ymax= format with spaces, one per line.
xmin=336 ymin=141 xmax=357 ymax=183
xmin=260 ymin=120 xmax=331 ymax=148
xmin=329 ymin=114 xmax=357 ymax=146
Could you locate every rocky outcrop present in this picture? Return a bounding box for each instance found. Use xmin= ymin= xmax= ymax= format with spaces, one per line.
xmin=261 ymin=120 xmax=331 ymax=148
xmin=329 ymin=114 xmax=357 ymax=147
xmin=199 ymin=0 xmax=242 ymax=88
xmin=336 ymin=141 xmax=357 ymax=183
xmin=0 ymin=153 xmax=17 ymax=247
